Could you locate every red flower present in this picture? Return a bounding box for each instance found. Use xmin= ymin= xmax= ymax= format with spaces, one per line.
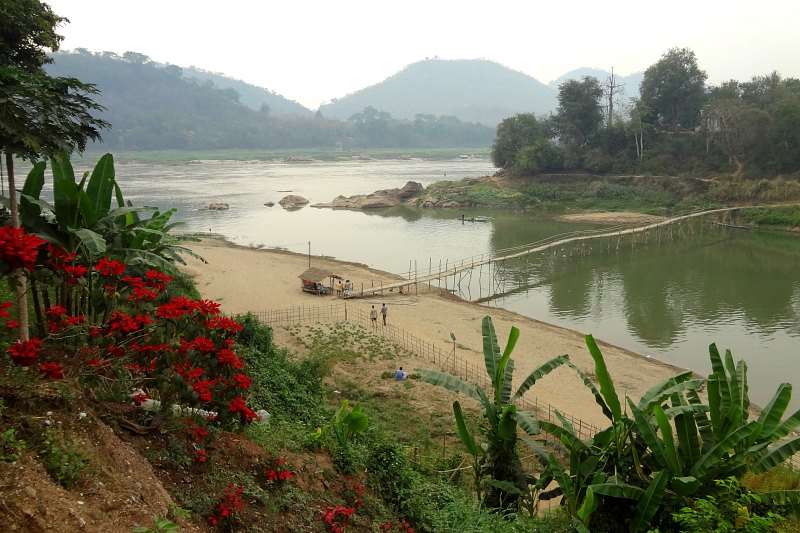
xmin=206 ymin=316 xmax=243 ymax=334
xmin=62 ymin=264 xmax=87 ymax=283
xmin=191 ymin=336 xmax=216 ymax=353
xmin=192 ymin=379 xmax=215 ymax=402
xmin=38 ymin=361 xmax=64 ymax=379
xmin=0 ymin=226 xmax=45 ymax=271
xmin=228 ymin=395 xmax=257 ymax=423
xmin=8 ymin=338 xmax=43 ymax=366
xmin=5 ymin=319 xmax=18 ymax=330
xmin=278 ymin=470 xmax=293 ymax=481
xmin=194 ymin=448 xmax=207 ymax=463
xmin=145 ymin=269 xmax=173 ymax=289
xmin=0 ymin=301 xmax=12 ymax=319
xmin=95 ymin=257 xmax=125 ymax=277
xmin=266 ymin=469 xmax=278 ymax=482
xmin=232 ymin=373 xmax=251 ymax=389
xmin=156 ymin=296 xmax=196 ymax=319
xmin=131 ymin=392 xmax=150 ymax=406
xmin=217 ymin=348 xmax=244 ymax=369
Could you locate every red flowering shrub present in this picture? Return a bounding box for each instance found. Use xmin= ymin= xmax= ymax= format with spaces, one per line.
xmin=1 ymin=245 xmax=258 ymax=432
xmin=0 ymin=226 xmax=45 ymax=271
xmin=208 ymin=483 xmax=245 ymax=528
xmin=380 ymin=520 xmax=414 ymax=533
xmin=264 ymin=456 xmax=295 ymax=485
xmin=8 ymin=338 xmax=42 ymax=367
xmin=322 ymin=505 xmax=356 ymax=533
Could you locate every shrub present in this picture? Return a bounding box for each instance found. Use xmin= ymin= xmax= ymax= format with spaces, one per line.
xmin=0 ymin=428 xmax=26 ymax=462
xmin=39 ymin=429 xmax=86 ymax=488
xmin=672 ymin=478 xmax=784 ymax=533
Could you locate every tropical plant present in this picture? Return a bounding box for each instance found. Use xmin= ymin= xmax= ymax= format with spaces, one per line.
xmin=417 ymin=316 xmax=570 ymax=510
xmin=16 ymin=154 xmax=200 ymax=333
xmin=534 ymin=336 xmax=800 ymax=532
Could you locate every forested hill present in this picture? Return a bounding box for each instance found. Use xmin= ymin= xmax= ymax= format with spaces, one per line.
xmin=181 ymin=66 xmax=312 ymax=116
xmin=318 ymin=59 xmax=557 ymax=126
xmin=44 ymin=50 xmax=493 ymax=151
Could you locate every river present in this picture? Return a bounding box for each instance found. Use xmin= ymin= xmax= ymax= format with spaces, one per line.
xmin=49 ymin=156 xmax=800 ymax=409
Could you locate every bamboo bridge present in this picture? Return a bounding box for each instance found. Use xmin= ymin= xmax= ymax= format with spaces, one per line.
xmin=349 ymin=204 xmax=780 ymax=299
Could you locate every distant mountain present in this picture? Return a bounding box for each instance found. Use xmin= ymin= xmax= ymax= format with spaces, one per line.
xmin=549 ymin=67 xmax=644 ymax=103
xmin=318 ymin=59 xmax=558 ymax=126
xmin=181 ymin=67 xmax=312 ymax=116
xmin=42 ymin=50 xmax=492 ymax=151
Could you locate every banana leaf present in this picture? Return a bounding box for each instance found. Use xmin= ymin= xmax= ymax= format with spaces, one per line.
xmin=481 ymin=316 xmax=501 ymax=381
xmin=631 ymin=471 xmax=669 ymax=533
xmin=636 ymin=370 xmax=695 ymax=411
xmin=513 ymin=410 xmax=540 ymax=436
xmin=453 ymin=401 xmax=480 ymax=457
xmin=585 ymin=335 xmax=622 ymax=422
xmin=512 ymin=354 xmax=570 ymax=402
xmin=567 ymin=361 xmax=614 ymax=421
xmin=755 ymin=383 xmax=792 ymax=441
xmin=752 ymin=436 xmax=800 ymax=473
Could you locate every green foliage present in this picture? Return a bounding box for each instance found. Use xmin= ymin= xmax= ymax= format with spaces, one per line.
xmin=238 ymin=320 xmax=328 ymax=426
xmin=132 ymin=517 xmax=180 ymax=533
xmin=0 ymin=428 xmax=26 ymax=462
xmin=418 ymin=316 xmax=569 ymax=511
xmin=534 ymin=336 xmax=800 ymax=532
xmin=513 ymin=140 xmax=564 ymax=174
xmin=492 ymin=113 xmax=548 ymax=168
xmin=556 ymin=76 xmax=605 ymax=146
xmin=672 ymin=478 xmax=785 ymax=533
xmin=39 ymin=429 xmax=86 ymax=488
xmin=640 ymin=47 xmax=708 ymax=130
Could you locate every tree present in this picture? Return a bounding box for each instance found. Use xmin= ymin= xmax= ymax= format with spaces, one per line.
xmin=556 ymin=76 xmax=604 ymax=146
xmin=640 ymin=48 xmax=708 ymax=130
xmin=703 ymin=98 xmax=771 ymax=175
xmin=514 ymin=140 xmax=563 ymax=174
xmin=491 ymin=113 xmax=546 ymax=168
xmin=0 ymin=0 xmax=107 ymax=340
xmin=0 ymin=0 xmax=65 ymax=72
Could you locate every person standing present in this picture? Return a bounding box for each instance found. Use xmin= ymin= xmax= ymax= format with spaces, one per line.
xmin=380 ymin=303 xmax=388 ymax=326
xmin=370 ymin=305 xmax=378 ymax=329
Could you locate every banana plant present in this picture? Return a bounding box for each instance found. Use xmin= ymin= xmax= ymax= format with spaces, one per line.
xmin=416 ymin=316 xmax=570 ymax=510
xmin=19 ymin=153 xmax=198 ymax=268
xmin=533 ymin=334 xmax=699 ymax=532
xmin=627 ymin=344 xmax=800 ymax=502
xmin=536 ymin=338 xmax=800 ymax=532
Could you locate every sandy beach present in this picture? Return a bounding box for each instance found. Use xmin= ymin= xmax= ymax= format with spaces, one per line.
xmin=184 ymin=237 xmax=686 ymax=429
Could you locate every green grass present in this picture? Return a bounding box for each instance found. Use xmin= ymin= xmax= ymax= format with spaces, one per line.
xmin=740 ymin=206 xmax=800 ymax=227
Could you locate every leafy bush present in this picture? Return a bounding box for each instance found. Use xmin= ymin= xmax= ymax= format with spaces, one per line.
xmin=39 ymin=429 xmax=86 ymax=488
xmin=672 ymin=478 xmax=784 ymax=533
xmin=0 ymin=428 xmax=26 ymax=462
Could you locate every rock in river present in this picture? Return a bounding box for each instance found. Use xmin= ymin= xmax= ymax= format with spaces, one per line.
xmin=279 ymin=195 xmax=310 ymax=209
xmin=208 ymin=202 xmax=229 ymax=210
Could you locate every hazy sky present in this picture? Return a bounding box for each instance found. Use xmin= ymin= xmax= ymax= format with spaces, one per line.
xmin=48 ymin=0 xmax=800 ymax=109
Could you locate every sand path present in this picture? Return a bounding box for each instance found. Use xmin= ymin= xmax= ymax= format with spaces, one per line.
xmin=184 ymin=238 xmax=686 ymax=429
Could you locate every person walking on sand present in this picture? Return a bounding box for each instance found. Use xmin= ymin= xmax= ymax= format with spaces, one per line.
xmin=370 ymin=305 xmax=378 ymax=329
xmin=380 ymin=303 xmax=388 ymax=326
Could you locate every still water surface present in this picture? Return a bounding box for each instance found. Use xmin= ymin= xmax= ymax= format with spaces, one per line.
xmin=60 ymin=156 xmax=800 ymax=409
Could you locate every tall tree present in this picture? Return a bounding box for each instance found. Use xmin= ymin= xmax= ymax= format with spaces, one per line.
xmin=0 ymin=0 xmax=65 ymax=72
xmin=555 ymin=76 xmax=604 ymax=146
xmin=703 ymin=98 xmax=771 ymax=176
xmin=0 ymin=0 xmax=106 ymax=340
xmin=491 ymin=113 xmax=546 ymax=168
xmin=639 ymin=47 xmax=707 ymax=130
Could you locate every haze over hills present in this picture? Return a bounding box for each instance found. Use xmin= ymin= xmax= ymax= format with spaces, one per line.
xmin=318 ymin=59 xmax=558 ymax=126
xmin=181 ymin=67 xmax=312 ymax=116
xmin=42 ymin=50 xmax=494 ymax=151
xmin=549 ymin=67 xmax=644 ymax=103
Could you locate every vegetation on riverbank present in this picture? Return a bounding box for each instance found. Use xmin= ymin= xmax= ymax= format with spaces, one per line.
xmin=492 ymin=48 xmax=800 ymax=180
xmin=413 ymin=173 xmax=800 ymax=215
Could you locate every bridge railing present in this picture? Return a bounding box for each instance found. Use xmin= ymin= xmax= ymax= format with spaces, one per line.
xmin=252 ymin=302 xmax=800 ymax=470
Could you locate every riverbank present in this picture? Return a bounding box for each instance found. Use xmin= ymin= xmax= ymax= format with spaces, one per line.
xmin=183 ymin=237 xmax=684 ymax=429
